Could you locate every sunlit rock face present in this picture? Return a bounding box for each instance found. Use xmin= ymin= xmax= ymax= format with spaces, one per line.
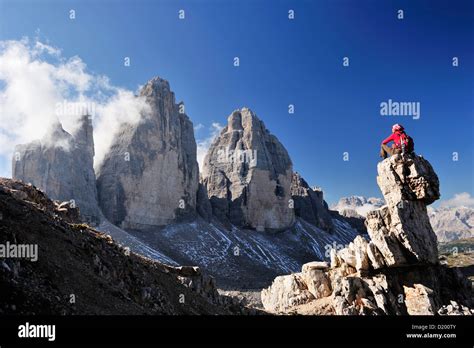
xmin=96 ymin=77 xmax=199 ymax=229
xmin=201 ymin=107 xmax=294 ymax=231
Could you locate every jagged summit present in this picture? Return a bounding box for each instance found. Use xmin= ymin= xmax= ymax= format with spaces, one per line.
xmin=202 ymin=107 xmax=294 ymax=231
xmin=139 ymin=76 xmax=173 ymax=99
xmin=12 ymin=116 xmax=100 ymax=223
xmin=97 ymin=76 xmax=199 ymax=229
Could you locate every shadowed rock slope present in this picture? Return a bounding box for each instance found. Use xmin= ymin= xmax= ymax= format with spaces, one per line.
xmin=0 ymin=178 xmax=251 ymax=315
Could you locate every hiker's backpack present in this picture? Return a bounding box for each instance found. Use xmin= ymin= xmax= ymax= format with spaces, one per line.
xmin=399 ymin=132 xmax=414 ymax=154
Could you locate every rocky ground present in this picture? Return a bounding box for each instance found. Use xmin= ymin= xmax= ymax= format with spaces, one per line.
xmin=0 ymin=178 xmax=256 ymax=315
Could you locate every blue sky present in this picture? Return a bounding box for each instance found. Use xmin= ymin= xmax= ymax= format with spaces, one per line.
xmin=0 ymin=0 xmax=473 ymax=205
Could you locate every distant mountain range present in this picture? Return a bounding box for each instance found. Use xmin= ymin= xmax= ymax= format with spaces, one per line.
xmin=332 ymin=196 xmax=474 ymax=243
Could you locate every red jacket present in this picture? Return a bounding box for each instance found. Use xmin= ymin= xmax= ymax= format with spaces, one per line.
xmin=382 ymin=131 xmax=404 ymax=148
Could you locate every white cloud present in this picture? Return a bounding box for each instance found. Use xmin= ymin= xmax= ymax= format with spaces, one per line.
xmin=194 ymin=123 xmax=204 ymax=132
xmin=0 ymin=38 xmax=150 ymax=175
xmin=440 ymin=192 xmax=474 ymax=209
xmin=94 ymin=90 xmax=150 ymax=167
xmin=196 ymin=122 xmax=223 ymax=171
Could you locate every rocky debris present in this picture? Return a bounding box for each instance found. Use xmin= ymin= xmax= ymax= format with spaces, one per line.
xmin=96 ymin=77 xmax=199 ymax=230
xmin=0 ymin=178 xmax=256 ymax=315
xmin=261 ymin=273 xmax=315 ymax=313
xmin=0 ymin=179 xmax=81 ymax=224
xmin=163 ymin=265 xmax=220 ymax=303
xmin=301 ymin=262 xmax=332 ymax=299
xmin=438 ymin=301 xmax=474 ymax=315
xmin=261 ymin=262 xmax=332 ymax=313
xmin=12 ymin=116 xmax=100 ymax=223
xmin=290 ymin=172 xmax=334 ymax=232
xmin=201 ymin=108 xmax=294 ymax=231
xmin=261 ymin=155 xmax=473 ymax=315
xmin=403 ymin=284 xmax=438 ymax=315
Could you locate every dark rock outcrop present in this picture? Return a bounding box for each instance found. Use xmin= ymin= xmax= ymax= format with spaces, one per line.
xmin=290 ymin=172 xmax=334 ymax=232
xmin=0 ymin=178 xmax=254 ymax=315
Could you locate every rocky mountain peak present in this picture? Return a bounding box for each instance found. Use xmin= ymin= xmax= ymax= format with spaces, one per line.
xmin=12 ymin=117 xmax=100 ymax=223
xmin=202 ymin=107 xmax=294 ymax=231
xmin=96 ymin=76 xmax=199 ymax=229
xmin=140 ymin=76 xmax=173 ymax=100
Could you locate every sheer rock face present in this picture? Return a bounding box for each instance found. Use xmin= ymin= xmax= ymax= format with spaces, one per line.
xmin=96 ymin=77 xmax=199 ymax=229
xmin=201 ymin=108 xmax=294 ymax=231
xmin=290 ymin=172 xmax=334 ymax=232
xmin=12 ymin=116 xmax=100 ymax=223
xmin=196 ymin=181 xmax=212 ymax=222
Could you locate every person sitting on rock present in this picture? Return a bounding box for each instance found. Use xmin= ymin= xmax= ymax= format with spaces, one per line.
xmin=380 ymin=124 xmax=414 ymax=159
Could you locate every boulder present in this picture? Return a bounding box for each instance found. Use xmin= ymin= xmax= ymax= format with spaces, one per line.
xmin=403 ymin=284 xmax=438 ymax=315
xmin=302 ymin=261 xmax=330 ymax=272
xmin=96 ymin=77 xmax=199 ymax=229
xmin=338 ymin=246 xmax=357 ymax=269
xmin=376 ymin=154 xmax=440 ymax=207
xmin=301 ymin=262 xmax=332 ymax=299
xmin=353 ymin=236 xmax=370 ymax=271
xmin=201 ymin=108 xmax=294 ymax=231
xmin=438 ymin=301 xmax=474 ymax=315
xmin=366 ymin=241 xmax=386 ymax=270
xmin=261 ymin=273 xmax=314 ymax=313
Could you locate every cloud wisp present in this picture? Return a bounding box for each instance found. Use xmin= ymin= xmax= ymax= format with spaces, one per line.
xmin=439 ymin=192 xmax=474 ymax=209
xmin=0 ymin=38 xmax=150 ymax=175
